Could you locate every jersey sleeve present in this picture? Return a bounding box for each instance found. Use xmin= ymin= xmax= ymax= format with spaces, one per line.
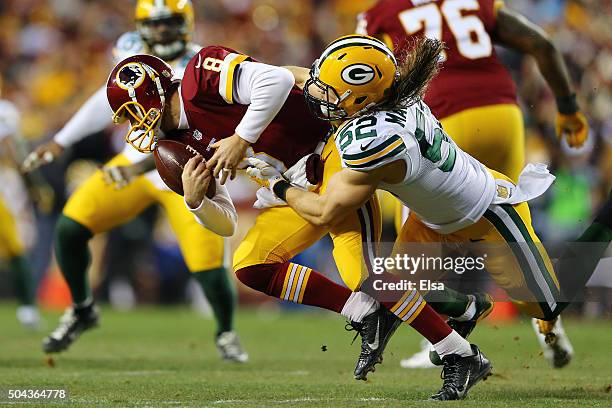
xmin=337 ymin=114 xmax=408 ymax=172
xmin=355 ymin=5 xmax=395 ymax=51
xmin=112 ymin=31 xmax=146 ymax=64
xmin=181 ymin=46 xmax=251 ymax=106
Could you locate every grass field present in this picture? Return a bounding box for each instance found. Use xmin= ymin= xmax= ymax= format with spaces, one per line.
xmin=0 ymin=303 xmax=610 ymax=407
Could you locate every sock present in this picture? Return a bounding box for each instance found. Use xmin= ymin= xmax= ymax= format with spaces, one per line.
xmin=235 ymin=262 xmax=351 ymax=313
xmin=424 ymin=287 xmax=471 ymax=318
xmin=340 ymin=292 xmax=379 ymax=323
xmin=433 ymin=330 xmax=474 ymax=358
xmin=193 ymin=267 xmax=236 ymax=335
xmin=55 ymin=215 xmax=93 ymax=304
xmin=454 ymin=295 xmax=476 ymax=322
xmin=9 ymin=255 xmax=36 ymax=305
xmin=361 ymin=272 xmax=452 ymax=344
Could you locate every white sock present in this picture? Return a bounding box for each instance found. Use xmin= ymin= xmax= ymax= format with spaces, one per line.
xmin=454 ymin=295 xmax=476 ymax=322
xmin=433 ymin=330 xmax=473 ymax=358
xmin=340 ymin=292 xmax=379 ymax=323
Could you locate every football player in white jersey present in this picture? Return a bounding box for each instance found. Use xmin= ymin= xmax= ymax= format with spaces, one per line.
xmin=22 ymin=0 xmax=248 ymax=362
xmin=0 ymin=75 xmax=41 ymax=329
xmin=247 ymin=35 xmax=612 ymax=400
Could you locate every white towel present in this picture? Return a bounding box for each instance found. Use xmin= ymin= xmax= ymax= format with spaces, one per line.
xmin=492 ymin=163 xmax=556 ymax=205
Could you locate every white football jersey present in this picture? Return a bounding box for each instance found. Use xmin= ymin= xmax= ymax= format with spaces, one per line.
xmin=113 ymin=32 xmax=202 ymax=187
xmin=0 ymin=100 xmax=20 ymax=141
xmin=335 ymin=100 xmax=496 ymax=234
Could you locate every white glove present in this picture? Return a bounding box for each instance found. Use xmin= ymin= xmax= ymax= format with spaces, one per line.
xmin=243 ymin=157 xmax=284 ymax=189
xmin=253 ymin=186 xmax=286 ymax=209
xmin=102 ymin=165 xmax=135 ymax=190
xmin=283 ymin=154 xmax=317 ymax=191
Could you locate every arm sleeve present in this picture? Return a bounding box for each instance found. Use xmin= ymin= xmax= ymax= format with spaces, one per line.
xmin=232 ymin=61 xmax=295 ymax=144
xmin=53 ymin=86 xmax=113 ymax=147
xmin=185 ymin=181 xmax=237 ymax=237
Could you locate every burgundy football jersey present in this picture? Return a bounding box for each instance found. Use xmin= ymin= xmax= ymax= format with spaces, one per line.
xmin=177 ymin=45 xmax=330 ymax=170
xmin=358 ymin=0 xmax=517 ymax=119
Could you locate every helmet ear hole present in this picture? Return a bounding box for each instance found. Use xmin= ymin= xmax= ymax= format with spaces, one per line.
xmin=355 ymin=96 xmax=368 ymax=105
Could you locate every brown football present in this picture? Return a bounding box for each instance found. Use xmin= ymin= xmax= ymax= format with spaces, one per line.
xmin=153 ymin=138 xmax=213 ymax=196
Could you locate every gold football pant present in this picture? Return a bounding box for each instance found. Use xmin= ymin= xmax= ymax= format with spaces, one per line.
xmin=63 ymin=154 xmax=224 ymax=271
xmin=396 ymin=171 xmax=560 ymax=320
xmin=0 ymin=195 xmax=24 ymax=259
xmin=233 ymin=137 xmax=381 ymax=291
xmin=395 ymin=103 xmax=525 ymax=231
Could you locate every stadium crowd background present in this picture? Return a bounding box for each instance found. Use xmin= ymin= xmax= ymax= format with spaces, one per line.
xmin=0 ymin=0 xmax=610 ymax=315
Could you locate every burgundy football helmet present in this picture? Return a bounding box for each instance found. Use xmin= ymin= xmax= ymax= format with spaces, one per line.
xmin=107 ymin=54 xmax=177 ymax=153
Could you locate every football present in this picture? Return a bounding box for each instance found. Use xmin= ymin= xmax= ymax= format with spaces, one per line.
xmin=153 ymin=138 xmax=213 ymax=196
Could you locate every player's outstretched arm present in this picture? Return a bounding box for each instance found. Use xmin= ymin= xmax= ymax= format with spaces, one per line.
xmin=284 ymin=169 xmax=378 ymax=228
xmin=495 ymin=7 xmax=588 ymax=147
xmin=102 ymin=155 xmax=156 ymax=190
xmin=23 ymin=86 xmax=113 ymax=172
xmin=282 ymin=66 xmax=309 ymax=90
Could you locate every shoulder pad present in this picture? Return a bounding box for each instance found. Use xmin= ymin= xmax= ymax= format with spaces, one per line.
xmin=335 ymin=112 xmax=407 ymax=171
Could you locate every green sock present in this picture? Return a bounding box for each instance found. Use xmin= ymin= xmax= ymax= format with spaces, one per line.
xmin=54 ymin=215 xmax=93 ymax=305
xmin=10 ymin=255 xmax=36 ymax=305
xmin=193 ymin=267 xmax=236 ymax=335
xmin=424 ymin=286 xmax=471 ymax=318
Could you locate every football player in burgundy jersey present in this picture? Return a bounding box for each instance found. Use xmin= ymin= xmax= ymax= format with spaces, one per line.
xmin=357 ymin=0 xmax=586 ymax=368
xmin=22 ymin=1 xmax=248 ymax=363
xmin=106 ymin=47 xmax=494 ymax=387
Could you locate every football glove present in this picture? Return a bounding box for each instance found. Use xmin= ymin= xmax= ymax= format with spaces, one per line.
xmin=284 ymin=153 xmax=323 ymax=191
xmin=555 ymin=111 xmax=588 ymax=148
xmin=243 ymin=157 xmax=285 ymax=189
xmin=253 ymin=187 xmax=286 ymax=209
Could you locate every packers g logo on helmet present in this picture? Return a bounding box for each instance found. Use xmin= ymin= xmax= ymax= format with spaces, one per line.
xmin=304 ymin=35 xmax=398 ymax=121
xmin=341 ymin=64 xmax=376 ymax=85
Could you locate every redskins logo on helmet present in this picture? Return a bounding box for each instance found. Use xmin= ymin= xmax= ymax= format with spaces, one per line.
xmin=107 ymin=54 xmax=177 ymax=153
xmin=135 ymin=0 xmax=195 ymax=61
xmin=304 ymin=35 xmax=398 ymax=121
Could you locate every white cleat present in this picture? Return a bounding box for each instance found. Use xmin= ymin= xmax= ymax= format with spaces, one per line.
xmin=16 ymin=305 xmax=41 ymax=330
xmin=531 ymin=317 xmax=574 ymax=368
xmin=400 ymin=339 xmax=436 ymax=369
xmin=216 ymin=331 xmax=249 ymax=363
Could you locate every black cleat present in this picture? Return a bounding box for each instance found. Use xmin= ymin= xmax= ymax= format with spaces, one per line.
xmin=348 ymin=307 xmax=402 ymax=381
xmin=42 ymin=303 xmax=100 ymax=353
xmin=430 ymin=344 xmax=492 ymax=401
xmin=430 ymin=293 xmax=494 ymax=365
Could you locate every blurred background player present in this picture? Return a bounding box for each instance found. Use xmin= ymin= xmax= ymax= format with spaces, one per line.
xmin=356 ymin=0 xmax=589 ymax=368
xmin=0 ymin=74 xmax=41 ymax=329
xmin=22 ymin=0 xmax=247 ymax=362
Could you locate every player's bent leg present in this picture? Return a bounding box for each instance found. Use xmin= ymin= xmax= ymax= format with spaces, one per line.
xmin=44 ymin=155 xmax=154 ymax=353
xmin=156 ymin=189 xmax=246 ymax=363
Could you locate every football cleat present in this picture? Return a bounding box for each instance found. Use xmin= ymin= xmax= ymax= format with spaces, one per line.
xmin=16 ymin=305 xmax=41 ymax=330
xmin=430 ymin=344 xmax=492 ymax=401
xmin=429 ymin=293 xmax=494 ymax=366
xmin=42 ymin=303 xmax=99 ymax=353
xmin=216 ymin=331 xmax=249 ymax=363
xmin=532 ymin=317 xmax=573 ymax=368
xmin=348 ymin=307 xmax=402 ymax=380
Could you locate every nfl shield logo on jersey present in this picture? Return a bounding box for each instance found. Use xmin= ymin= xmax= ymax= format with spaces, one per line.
xmin=193 ymin=129 xmax=203 ymax=141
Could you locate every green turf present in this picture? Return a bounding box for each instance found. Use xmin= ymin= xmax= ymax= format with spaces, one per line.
xmin=0 ymin=303 xmax=610 ymax=407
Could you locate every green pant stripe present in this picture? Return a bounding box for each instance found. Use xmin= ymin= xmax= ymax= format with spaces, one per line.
xmin=499 ymin=205 xmax=559 ymax=296
xmin=484 ymin=209 xmax=554 ymax=316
